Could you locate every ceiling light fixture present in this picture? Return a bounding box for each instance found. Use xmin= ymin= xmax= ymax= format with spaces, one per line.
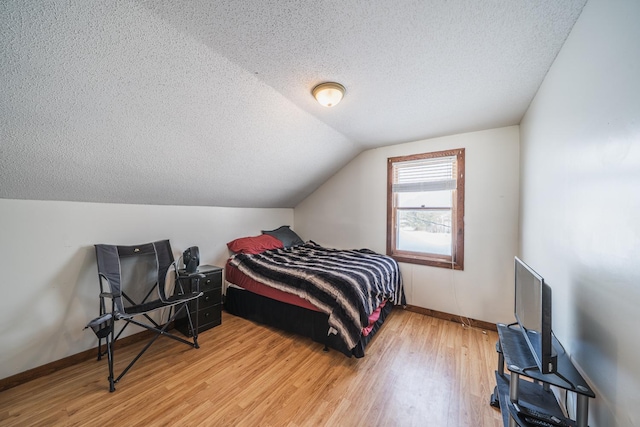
xmin=312 ymin=82 xmax=345 ymax=107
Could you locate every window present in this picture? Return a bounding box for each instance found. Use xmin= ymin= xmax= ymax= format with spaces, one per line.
xmin=387 ymin=148 xmax=465 ymax=269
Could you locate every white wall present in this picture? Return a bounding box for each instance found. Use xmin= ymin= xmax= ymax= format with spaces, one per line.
xmin=519 ymin=0 xmax=640 ymax=425
xmin=0 ymin=198 xmax=292 ymax=380
xmin=295 ymin=126 xmax=520 ymax=324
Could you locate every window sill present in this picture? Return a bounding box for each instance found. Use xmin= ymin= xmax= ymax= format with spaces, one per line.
xmin=390 ymin=253 xmax=463 ymax=270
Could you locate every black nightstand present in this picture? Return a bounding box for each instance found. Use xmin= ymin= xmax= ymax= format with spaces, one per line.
xmin=175 ymin=265 xmax=223 ymax=336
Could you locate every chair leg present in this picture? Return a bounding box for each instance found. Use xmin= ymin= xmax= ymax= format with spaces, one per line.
xmin=183 ymin=300 xmax=199 ymax=349
xmin=193 ymin=296 xmax=200 ymax=348
xmin=100 ymin=303 xmax=200 ymax=391
xmin=114 ymin=317 xmax=178 ymax=384
xmin=193 ymin=296 xmax=199 ymax=349
xmin=107 ymin=320 xmax=115 ymax=392
xmin=97 ymin=300 xmax=104 ymax=361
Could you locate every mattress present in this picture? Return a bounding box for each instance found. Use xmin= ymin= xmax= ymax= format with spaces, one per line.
xmin=225 ymin=259 xmax=320 ymax=312
xmin=226 ymin=259 xmax=386 ymax=333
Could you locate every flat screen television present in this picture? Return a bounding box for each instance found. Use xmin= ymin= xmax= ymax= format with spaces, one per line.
xmin=514 ymin=257 xmax=557 ymax=374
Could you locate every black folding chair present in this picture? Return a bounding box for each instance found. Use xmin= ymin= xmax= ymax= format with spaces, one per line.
xmin=86 ymin=240 xmax=202 ymax=392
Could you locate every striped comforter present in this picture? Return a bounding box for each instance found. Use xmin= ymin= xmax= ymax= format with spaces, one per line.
xmin=228 ymin=242 xmax=405 ymax=352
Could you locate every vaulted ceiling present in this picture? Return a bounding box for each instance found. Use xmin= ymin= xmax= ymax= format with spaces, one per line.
xmin=0 ymin=0 xmax=586 ymax=208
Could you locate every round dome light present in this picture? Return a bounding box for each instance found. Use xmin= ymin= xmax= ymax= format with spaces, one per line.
xmin=312 ymin=82 xmax=345 ymax=107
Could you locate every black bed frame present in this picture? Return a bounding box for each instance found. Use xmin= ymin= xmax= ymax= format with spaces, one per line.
xmin=224 ymin=286 xmax=394 ymax=358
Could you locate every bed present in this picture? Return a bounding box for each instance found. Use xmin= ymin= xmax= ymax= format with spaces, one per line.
xmin=223 ymin=227 xmax=405 ymax=358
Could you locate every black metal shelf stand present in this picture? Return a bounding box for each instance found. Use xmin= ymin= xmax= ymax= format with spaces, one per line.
xmin=491 ymin=324 xmax=595 ymax=427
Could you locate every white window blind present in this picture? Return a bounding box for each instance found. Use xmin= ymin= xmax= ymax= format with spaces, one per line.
xmin=391 ymin=156 xmax=457 ymax=193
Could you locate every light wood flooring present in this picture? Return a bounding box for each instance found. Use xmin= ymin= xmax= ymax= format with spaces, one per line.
xmin=0 ymin=309 xmax=503 ymax=426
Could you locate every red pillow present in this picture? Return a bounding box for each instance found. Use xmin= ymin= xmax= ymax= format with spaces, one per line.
xmin=227 ymin=234 xmax=284 ymax=254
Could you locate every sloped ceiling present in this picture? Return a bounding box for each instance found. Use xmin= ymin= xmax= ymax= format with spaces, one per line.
xmin=0 ymin=0 xmax=586 ymax=208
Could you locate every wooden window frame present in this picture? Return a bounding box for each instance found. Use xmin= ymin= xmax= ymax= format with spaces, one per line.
xmin=386 ymin=148 xmax=465 ymax=270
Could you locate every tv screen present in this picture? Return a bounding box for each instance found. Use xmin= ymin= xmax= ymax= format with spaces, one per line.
xmin=514 ymin=257 xmax=557 ymax=374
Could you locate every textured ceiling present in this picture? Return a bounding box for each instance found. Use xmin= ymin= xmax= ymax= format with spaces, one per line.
xmin=0 ymin=0 xmax=586 ymax=208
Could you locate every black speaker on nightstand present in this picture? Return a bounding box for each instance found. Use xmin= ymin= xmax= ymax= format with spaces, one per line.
xmin=183 ymin=246 xmax=200 ymax=273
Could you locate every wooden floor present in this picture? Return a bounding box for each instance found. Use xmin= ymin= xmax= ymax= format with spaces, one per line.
xmin=0 ymin=309 xmax=503 ymax=427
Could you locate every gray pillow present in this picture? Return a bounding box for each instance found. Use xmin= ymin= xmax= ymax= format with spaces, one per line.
xmin=262 ymin=226 xmax=304 ymax=248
